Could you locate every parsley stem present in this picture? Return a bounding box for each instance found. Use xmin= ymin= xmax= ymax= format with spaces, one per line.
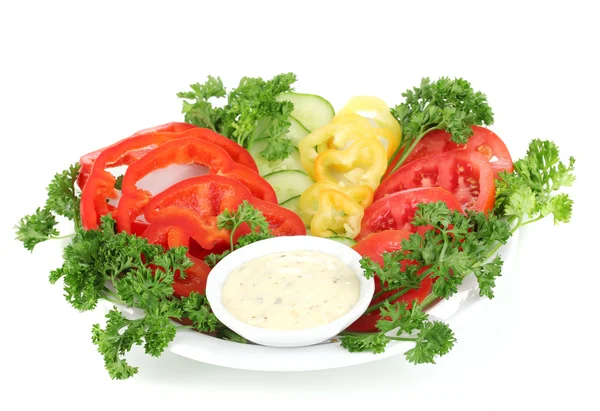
xmin=102 ymin=287 xmax=122 ymax=304
xmin=385 ymin=125 xmax=441 ymax=176
xmin=365 ymin=267 xmax=435 ymax=314
xmin=50 ymin=233 xmax=75 ymax=240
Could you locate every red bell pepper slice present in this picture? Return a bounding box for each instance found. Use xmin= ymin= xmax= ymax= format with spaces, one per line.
xmin=141 ymin=174 xmax=306 ymax=252
xmin=80 ymin=129 xmax=270 ymax=231
xmin=77 ymin=122 xmax=258 ymax=189
xmin=141 ymin=210 xmax=214 ymax=297
xmin=77 ymin=122 xmax=196 ymax=189
xmin=80 ymin=131 xmax=180 ymax=230
xmin=115 ymin=138 xmax=277 ymax=233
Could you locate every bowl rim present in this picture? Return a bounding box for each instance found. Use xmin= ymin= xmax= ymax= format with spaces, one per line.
xmin=205 ymin=235 xmax=375 ymax=346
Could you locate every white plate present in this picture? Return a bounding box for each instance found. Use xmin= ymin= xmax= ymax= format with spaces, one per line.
xmin=98 ymin=231 xmax=519 ymax=372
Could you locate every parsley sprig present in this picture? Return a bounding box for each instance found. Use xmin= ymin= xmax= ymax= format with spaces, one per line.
xmin=49 ymin=215 xmax=225 ymax=379
xmin=495 ymin=139 xmax=575 ymax=226
xmin=177 ymin=73 xmax=297 ymax=162
xmin=387 ymin=77 xmax=494 ymax=175
xmin=204 ymin=200 xmax=274 ymax=267
xmin=341 ymin=138 xmax=575 ymax=364
xmin=15 ymin=163 xmax=81 ymax=250
xmin=341 ymin=301 xmax=456 ymax=364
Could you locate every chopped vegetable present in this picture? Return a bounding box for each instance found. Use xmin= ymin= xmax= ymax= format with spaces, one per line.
xmin=115 ymin=136 xmax=276 ymax=233
xmin=334 ymin=96 xmax=402 ymax=158
xmin=310 ymin=189 xmax=365 ymax=239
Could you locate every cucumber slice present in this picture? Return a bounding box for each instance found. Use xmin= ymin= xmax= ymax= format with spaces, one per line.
xmin=263 ymin=170 xmax=314 ymax=204
xmin=249 ymin=138 xmax=304 ymax=176
xmin=287 ymin=116 xmax=310 ymax=146
xmin=279 ymin=195 xmax=312 ymax=227
xmin=276 ymin=92 xmax=335 ymax=132
xmin=328 ymin=236 xmax=357 ymax=247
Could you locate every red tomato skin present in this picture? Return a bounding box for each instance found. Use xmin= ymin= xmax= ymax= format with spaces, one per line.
xmin=357 ymin=187 xmax=463 ymax=242
xmin=376 ymin=150 xmax=496 ymax=213
xmin=346 ymin=230 xmax=433 ymax=333
xmin=384 ymin=125 xmax=513 ymax=179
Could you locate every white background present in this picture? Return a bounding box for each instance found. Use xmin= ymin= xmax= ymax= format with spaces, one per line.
xmin=1 ymin=1 xmax=598 ymax=410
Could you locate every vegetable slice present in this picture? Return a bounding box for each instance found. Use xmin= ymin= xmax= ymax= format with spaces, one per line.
xmin=115 ymin=137 xmax=277 ymax=234
xmin=275 ymin=92 xmax=335 ymax=132
xmin=249 ymin=139 xmax=304 ymax=176
xmin=263 ymin=170 xmax=314 ymax=204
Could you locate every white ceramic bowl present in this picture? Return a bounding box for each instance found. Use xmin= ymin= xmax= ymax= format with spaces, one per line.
xmin=205 ymin=235 xmax=375 ymax=348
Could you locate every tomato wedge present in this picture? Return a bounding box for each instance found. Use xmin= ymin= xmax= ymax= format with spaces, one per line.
xmin=385 ymin=125 xmax=513 ymax=179
xmin=357 ymin=187 xmax=463 ymax=242
xmin=375 ymin=150 xmax=495 ymax=213
xmin=346 ymin=230 xmax=432 ymax=332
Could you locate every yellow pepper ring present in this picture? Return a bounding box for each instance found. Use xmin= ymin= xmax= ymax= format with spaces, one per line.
xmin=298 ymin=123 xmax=372 ymax=179
xmin=310 ymin=189 xmax=365 ymax=239
xmin=336 ymin=96 xmax=402 ymax=156
xmin=314 ymin=137 xmax=387 ymax=191
xmin=299 ymin=181 xmax=374 ymax=224
xmin=330 ymin=113 xmax=397 ymax=160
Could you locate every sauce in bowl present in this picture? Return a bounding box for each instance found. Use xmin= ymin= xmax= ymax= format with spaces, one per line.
xmin=221 ymin=249 xmax=360 ymax=331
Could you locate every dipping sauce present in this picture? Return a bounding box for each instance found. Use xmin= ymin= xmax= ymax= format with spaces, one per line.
xmin=221 ymin=249 xmax=360 ymax=331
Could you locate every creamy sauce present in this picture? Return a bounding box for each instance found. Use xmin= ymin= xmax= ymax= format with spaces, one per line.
xmin=221 ymin=250 xmax=360 ymax=331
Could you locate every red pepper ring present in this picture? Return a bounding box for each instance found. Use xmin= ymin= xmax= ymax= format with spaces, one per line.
xmin=140 ymin=211 xmax=216 ymax=297
xmin=116 ymin=138 xmax=277 ymax=234
xmin=143 ymin=174 xmax=307 ymax=244
xmin=77 ymin=122 xmax=197 ymax=189
xmin=77 ymin=123 xmax=258 ymax=190
xmin=80 ymin=131 xmax=190 ymax=230
xmin=179 ymin=127 xmax=258 ymax=174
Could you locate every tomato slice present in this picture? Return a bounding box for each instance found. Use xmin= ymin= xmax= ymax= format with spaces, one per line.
xmin=357 ymin=187 xmax=463 ymax=242
xmin=347 ymin=230 xmax=432 ymax=332
xmin=385 ymin=126 xmax=514 ymax=179
xmin=376 ymin=150 xmax=496 ymax=213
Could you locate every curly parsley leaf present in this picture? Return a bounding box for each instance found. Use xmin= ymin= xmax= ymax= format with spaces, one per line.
xmin=388 ymin=77 xmax=494 ymax=174
xmin=15 ymin=163 xmax=81 ymax=250
xmin=404 ymin=321 xmax=456 ymax=365
xmin=495 ymin=139 xmax=575 ymax=225
xmin=47 ymin=214 xmax=234 ymax=379
xmin=206 ymin=203 xmax=274 ymax=268
xmin=340 ymin=301 xmax=456 ymax=364
xmin=45 ymin=163 xmax=81 ymax=223
xmin=177 ymin=73 xmax=297 ymax=161
xmin=15 ymin=207 xmax=60 ymax=251
xmin=402 ymin=202 xmax=512 ymax=299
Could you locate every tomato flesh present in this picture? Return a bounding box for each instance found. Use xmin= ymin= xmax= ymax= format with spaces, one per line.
xmin=347 ymin=230 xmax=432 ymax=332
xmin=384 ymin=125 xmax=513 ymax=179
xmin=357 ymin=187 xmax=463 ymax=242
xmin=376 ymin=150 xmax=495 ymax=213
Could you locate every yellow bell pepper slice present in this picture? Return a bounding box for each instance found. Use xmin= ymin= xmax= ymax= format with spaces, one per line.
xmin=298 ymin=122 xmax=372 ymax=179
xmin=310 ymin=189 xmax=364 ymax=239
xmin=336 ymin=96 xmax=402 ymax=158
xmin=314 ymin=137 xmax=387 ymax=190
xmin=331 ymin=112 xmax=399 ymax=160
xmin=299 ymin=181 xmax=373 ymax=225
